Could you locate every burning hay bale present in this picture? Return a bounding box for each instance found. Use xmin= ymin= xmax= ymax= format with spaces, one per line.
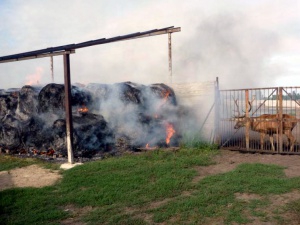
xmin=50 ymin=119 xmax=69 ymax=154
xmin=38 ymin=83 xmax=65 ymax=113
xmin=0 ymin=92 xmax=18 ymax=117
xmin=22 ymin=117 xmax=49 ymax=150
xmin=15 ymin=85 xmax=41 ymax=121
xmin=38 ymin=83 xmax=92 ymax=114
xmin=149 ymin=83 xmax=177 ymax=106
xmin=115 ymin=82 xmax=145 ymax=105
xmin=89 ymin=82 xmax=179 ymax=149
xmin=0 ymin=114 xmax=22 ymax=150
xmin=72 ymin=113 xmax=114 ymax=156
xmin=0 ymin=81 xmax=180 ymax=158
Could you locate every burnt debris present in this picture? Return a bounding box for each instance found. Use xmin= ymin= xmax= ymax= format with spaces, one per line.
xmin=0 ymin=82 xmax=180 ymax=158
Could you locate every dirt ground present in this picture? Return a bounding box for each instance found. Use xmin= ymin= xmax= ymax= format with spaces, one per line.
xmin=193 ymin=149 xmax=300 ymax=183
xmin=0 ymin=164 xmax=62 ymax=191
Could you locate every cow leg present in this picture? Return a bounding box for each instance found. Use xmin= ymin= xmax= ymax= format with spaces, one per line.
xmin=260 ymin=133 xmax=265 ymax=150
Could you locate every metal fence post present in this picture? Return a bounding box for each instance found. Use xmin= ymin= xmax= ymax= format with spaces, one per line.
xmin=245 ymin=90 xmax=250 ymax=150
xmin=214 ymin=77 xmax=220 ymax=146
xmin=278 ymin=87 xmax=283 ymax=152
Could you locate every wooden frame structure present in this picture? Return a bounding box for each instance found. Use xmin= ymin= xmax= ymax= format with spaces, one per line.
xmin=0 ymin=26 xmax=181 ymax=163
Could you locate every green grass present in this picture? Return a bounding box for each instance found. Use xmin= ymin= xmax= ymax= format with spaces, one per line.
xmin=1 ymin=146 xmax=300 ymax=224
xmin=0 ymin=187 xmax=68 ymax=225
xmin=0 ymin=154 xmax=61 ymax=171
xmin=150 ymin=163 xmax=300 ymax=224
xmin=181 ymin=132 xmax=218 ymax=150
xmin=0 ymin=155 xmax=37 ymax=171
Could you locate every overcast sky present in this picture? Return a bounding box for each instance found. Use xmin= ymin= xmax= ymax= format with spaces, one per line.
xmin=0 ymin=0 xmax=299 ymax=89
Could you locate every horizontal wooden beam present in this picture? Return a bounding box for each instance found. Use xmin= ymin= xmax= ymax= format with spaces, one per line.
xmin=0 ymin=50 xmax=75 ymax=64
xmin=120 ymin=27 xmax=181 ymax=42
xmin=0 ymin=26 xmax=181 ymax=63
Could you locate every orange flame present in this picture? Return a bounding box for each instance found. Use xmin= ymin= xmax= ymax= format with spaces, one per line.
xmin=163 ymin=90 xmax=170 ymax=100
xmin=161 ymin=90 xmax=171 ymax=105
xmin=165 ymin=122 xmax=175 ymax=145
xmin=157 ymin=90 xmax=171 ymax=110
xmin=78 ymin=105 xmax=89 ymax=114
xmin=47 ymin=149 xmax=55 ymax=156
xmin=25 ymin=67 xmax=43 ymax=85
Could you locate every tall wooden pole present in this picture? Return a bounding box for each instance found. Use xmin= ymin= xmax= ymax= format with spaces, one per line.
xmin=63 ymin=53 xmax=74 ymax=164
xmin=51 ymin=56 xmax=54 ymax=82
xmin=168 ymin=32 xmax=172 ymax=84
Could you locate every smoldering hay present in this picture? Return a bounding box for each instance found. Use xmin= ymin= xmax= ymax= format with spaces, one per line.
xmin=0 ymin=82 xmax=181 ymax=157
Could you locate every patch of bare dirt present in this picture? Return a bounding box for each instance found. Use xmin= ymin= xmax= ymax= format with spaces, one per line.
xmin=113 ymin=150 xmax=300 ymax=225
xmin=234 ymin=190 xmax=300 ymax=225
xmin=193 ymin=150 xmax=300 ymax=183
xmin=235 ymin=192 xmax=262 ymax=202
xmin=0 ymin=164 xmax=62 ymax=191
xmin=192 ymin=150 xmax=300 ymax=225
xmin=61 ymin=205 xmax=94 ymax=225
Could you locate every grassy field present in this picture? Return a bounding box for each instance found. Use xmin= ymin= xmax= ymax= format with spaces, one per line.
xmin=1 ymin=145 xmax=300 ymax=225
xmin=0 ymin=154 xmax=61 ymax=171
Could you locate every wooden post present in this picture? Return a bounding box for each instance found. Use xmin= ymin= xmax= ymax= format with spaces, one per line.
xmin=168 ymin=32 xmax=172 ymax=84
xmin=50 ymin=56 xmax=54 ymax=82
xmin=63 ymin=53 xmax=74 ymax=164
xmin=245 ymin=90 xmax=250 ymax=150
xmin=278 ymin=87 xmax=283 ymax=152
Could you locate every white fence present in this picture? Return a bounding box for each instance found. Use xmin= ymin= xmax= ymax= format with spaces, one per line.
xmin=170 ymin=81 xmax=217 ymax=143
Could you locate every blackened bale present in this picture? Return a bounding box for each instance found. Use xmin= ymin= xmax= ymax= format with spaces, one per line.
xmin=50 ymin=119 xmax=77 ymax=155
xmin=15 ymin=85 xmax=41 ymax=121
xmin=73 ymin=113 xmax=114 ymax=156
xmin=149 ymin=83 xmax=177 ymax=106
xmin=22 ymin=117 xmax=50 ymax=150
xmin=38 ymin=83 xmax=92 ymax=114
xmin=38 ymin=84 xmax=65 ymax=113
xmin=0 ymin=114 xmax=22 ymax=150
xmin=71 ymin=86 xmax=92 ymax=107
xmin=114 ymin=82 xmax=144 ymax=105
xmin=50 ymin=114 xmax=114 ymax=156
xmin=0 ymin=94 xmax=18 ymax=118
